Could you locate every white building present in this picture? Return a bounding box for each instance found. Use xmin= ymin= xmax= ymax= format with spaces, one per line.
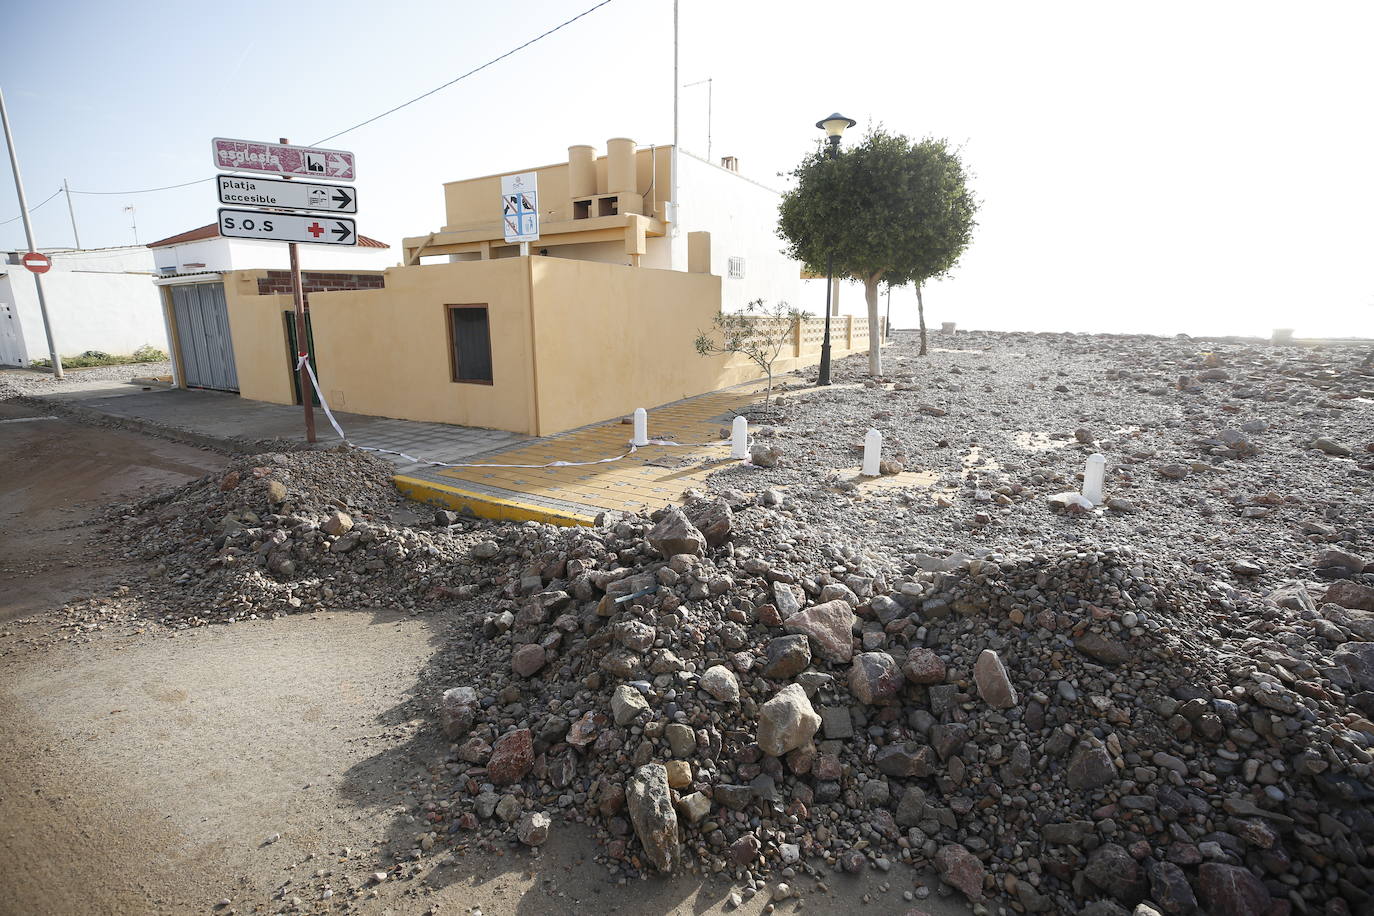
xmin=0 ymin=246 xmax=166 ymax=367
xmin=147 ymin=223 xmax=395 ymax=275
xmin=408 ymin=141 xmax=804 ymax=314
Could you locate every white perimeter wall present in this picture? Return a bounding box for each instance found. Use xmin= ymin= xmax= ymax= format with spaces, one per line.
xmin=1 ymin=247 xmax=168 ymax=364
xmin=152 ymin=237 xmax=395 ymax=274
xmin=670 ymin=152 xmax=802 ymax=313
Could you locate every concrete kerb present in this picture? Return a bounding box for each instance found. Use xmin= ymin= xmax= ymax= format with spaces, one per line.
xmin=4 ymin=391 xmax=292 ymax=457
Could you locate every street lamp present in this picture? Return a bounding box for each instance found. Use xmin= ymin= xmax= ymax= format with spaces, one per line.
xmin=815 ymin=112 xmax=854 ymax=386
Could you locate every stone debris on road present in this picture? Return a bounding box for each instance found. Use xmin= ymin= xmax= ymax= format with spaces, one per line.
xmin=7 ymin=330 xmax=1373 ymax=916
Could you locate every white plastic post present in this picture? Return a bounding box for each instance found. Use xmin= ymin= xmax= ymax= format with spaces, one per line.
xmin=631 ymin=407 xmax=649 ymax=447
xmin=861 ymin=428 xmax=882 ymax=477
xmin=731 ymin=415 xmax=748 ymax=459
xmin=1082 ymin=453 xmax=1106 ymax=505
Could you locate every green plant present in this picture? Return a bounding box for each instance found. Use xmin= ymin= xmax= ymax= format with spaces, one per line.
xmin=31 ymin=344 xmax=168 ymax=369
xmin=132 ymin=344 xmax=168 ymax=362
xmin=694 ymin=298 xmax=805 ymax=404
xmin=778 ymin=128 xmax=979 ymax=371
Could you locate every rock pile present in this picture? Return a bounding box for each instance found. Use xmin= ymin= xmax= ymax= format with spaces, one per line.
xmin=409 ymin=488 xmax=1374 ymax=915
xmin=61 ymin=448 xmax=491 ymax=630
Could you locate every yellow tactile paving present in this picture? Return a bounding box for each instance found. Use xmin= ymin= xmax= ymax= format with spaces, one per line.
xmin=397 ymin=377 xmax=789 ymax=524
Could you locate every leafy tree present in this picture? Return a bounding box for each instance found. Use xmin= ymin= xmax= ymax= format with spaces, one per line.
xmin=694 ymin=298 xmax=805 ymax=405
xmin=778 ymin=129 xmax=978 ymax=373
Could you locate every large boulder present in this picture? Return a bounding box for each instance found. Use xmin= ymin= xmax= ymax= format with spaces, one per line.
xmin=683 ymin=497 xmax=733 ymax=548
xmin=973 ymin=649 xmax=1017 ymax=708
xmin=439 ymin=686 xmax=479 ymax=738
xmin=933 ymin=843 xmax=985 ymax=902
xmin=1333 ymin=642 xmax=1374 ymax=692
xmin=849 ymin=652 xmax=903 ymax=704
xmin=1083 ymin=843 xmax=1146 ymax=904
xmin=1066 ymin=738 xmax=1116 ymax=790
xmin=783 ymin=599 xmax=856 ymax=663
xmin=611 ymin=684 xmax=650 ymax=725
xmin=646 ymin=506 xmax=706 ymax=557
xmin=699 ymin=665 xmax=741 ymax=703
xmin=1075 ymin=632 xmax=1131 ymax=665
xmin=488 ymin=728 xmax=534 ymax=785
xmin=1326 ymin=580 xmax=1374 ymax=612
xmin=756 ymin=684 xmax=821 ymax=757
xmin=1196 ymin=863 xmax=1270 ymax=916
xmin=902 ymin=647 xmax=947 ymax=684
xmin=763 ymin=634 xmax=812 ymax=679
xmin=626 ymin=763 xmax=681 ymax=873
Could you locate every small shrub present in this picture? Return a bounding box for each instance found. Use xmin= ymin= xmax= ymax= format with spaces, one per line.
xmin=30 ymin=344 xmax=168 ymax=369
xmin=132 ymin=344 xmax=168 ymax=362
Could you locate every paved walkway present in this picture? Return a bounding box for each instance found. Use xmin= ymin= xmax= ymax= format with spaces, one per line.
xmin=23 ymin=376 xmax=908 ymax=527
xmin=25 ymin=384 xmax=523 ymax=470
xmin=394 ymin=380 xmax=781 ymax=525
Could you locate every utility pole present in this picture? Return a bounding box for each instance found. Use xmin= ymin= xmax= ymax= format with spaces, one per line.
xmin=63 ymin=178 xmax=81 ymax=249
xmin=683 ymin=77 xmax=713 ymax=160
xmin=280 ymin=138 xmax=316 ymax=443
xmin=0 ymin=84 xmax=62 ymax=377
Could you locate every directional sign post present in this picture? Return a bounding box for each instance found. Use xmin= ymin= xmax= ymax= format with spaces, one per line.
xmin=213 ymin=135 xmax=363 ymax=444
xmin=212 ymin=138 xmax=356 ymax=181
xmin=217 ymin=209 xmax=356 ymax=245
xmin=216 ymin=175 xmax=357 ymax=213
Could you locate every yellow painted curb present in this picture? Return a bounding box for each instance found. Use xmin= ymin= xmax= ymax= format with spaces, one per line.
xmin=393 ymin=475 xmax=596 ymax=528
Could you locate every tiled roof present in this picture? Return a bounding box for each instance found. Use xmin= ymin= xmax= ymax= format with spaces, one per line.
xmin=145 ymin=223 xmax=389 ymax=249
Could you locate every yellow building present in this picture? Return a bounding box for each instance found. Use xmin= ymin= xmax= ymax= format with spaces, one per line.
xmin=175 ymin=138 xmax=882 ymax=437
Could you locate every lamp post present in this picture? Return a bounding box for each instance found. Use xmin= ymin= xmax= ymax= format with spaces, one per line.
xmin=815 ymin=112 xmax=854 ymax=386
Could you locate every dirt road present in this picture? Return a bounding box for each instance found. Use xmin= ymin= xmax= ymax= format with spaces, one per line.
xmin=0 ymin=406 xmax=962 ymax=916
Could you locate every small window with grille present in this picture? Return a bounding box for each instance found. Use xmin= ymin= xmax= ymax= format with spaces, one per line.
xmin=727 ymin=256 xmax=745 ymax=279
xmin=447 ymin=304 xmax=493 ymax=384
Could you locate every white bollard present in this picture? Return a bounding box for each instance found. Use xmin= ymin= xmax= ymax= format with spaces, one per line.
xmin=631 ymin=407 xmax=649 ymax=447
xmin=861 ymin=428 xmax=882 ymax=477
xmin=731 ymin=415 xmax=748 ymax=459
xmin=1082 ymin=453 xmax=1106 ymax=505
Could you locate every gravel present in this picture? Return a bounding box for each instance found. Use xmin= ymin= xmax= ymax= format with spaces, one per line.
xmin=21 ymin=330 xmax=1374 ymax=915
xmin=0 ymin=360 xmax=171 ymax=395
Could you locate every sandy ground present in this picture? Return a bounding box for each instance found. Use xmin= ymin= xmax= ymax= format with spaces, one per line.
xmin=0 ymin=401 xmax=963 ymax=916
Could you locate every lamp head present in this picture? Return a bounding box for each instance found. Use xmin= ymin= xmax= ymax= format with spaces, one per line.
xmin=815 ymin=113 xmax=856 ymax=139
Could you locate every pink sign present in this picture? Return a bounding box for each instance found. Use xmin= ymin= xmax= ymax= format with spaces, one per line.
xmin=211 ymin=137 xmax=356 ymax=181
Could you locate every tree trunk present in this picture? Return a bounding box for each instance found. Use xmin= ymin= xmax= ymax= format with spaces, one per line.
xmin=865 ymin=275 xmax=883 ymax=376
xmin=916 ymin=283 xmax=928 ymax=357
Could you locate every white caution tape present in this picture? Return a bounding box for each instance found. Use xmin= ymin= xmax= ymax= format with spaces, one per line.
xmin=293 ymin=354 xmax=746 ymax=471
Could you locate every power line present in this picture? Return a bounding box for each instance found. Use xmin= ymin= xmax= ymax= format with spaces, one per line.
xmin=313 ymin=0 xmax=616 ymax=145
xmin=47 ymin=0 xmax=617 ymax=202
xmin=0 ymin=187 xmax=62 ymax=226
xmin=68 ymin=176 xmax=212 ymax=195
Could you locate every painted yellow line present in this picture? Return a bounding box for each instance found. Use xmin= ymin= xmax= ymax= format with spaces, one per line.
xmin=393 ymin=475 xmax=597 ymax=527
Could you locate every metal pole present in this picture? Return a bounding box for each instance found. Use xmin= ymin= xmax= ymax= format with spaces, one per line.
xmin=289 ymin=240 xmax=315 ymax=443
xmin=706 ymin=78 xmax=712 ymax=161
xmin=819 ymin=250 xmax=834 ymax=386
xmin=885 ymin=284 xmax=892 ymax=340
xmin=817 ymin=135 xmax=841 ymax=386
xmin=63 ymin=178 xmax=81 ymax=249
xmin=670 ymin=0 xmax=679 ymax=232
xmin=280 ymin=137 xmax=316 ymax=443
xmin=0 ymin=84 xmax=62 ymax=377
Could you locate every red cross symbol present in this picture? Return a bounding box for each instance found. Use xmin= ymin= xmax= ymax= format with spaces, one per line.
xmin=307 ymin=221 xmax=324 ymax=238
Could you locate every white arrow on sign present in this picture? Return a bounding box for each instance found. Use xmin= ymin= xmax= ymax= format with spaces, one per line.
xmin=216 ymin=175 xmax=358 ymax=213
xmin=217 ymin=208 xmax=357 ymax=246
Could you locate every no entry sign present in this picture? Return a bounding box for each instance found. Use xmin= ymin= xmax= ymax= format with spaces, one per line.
xmin=21 ymin=251 xmax=51 ymax=274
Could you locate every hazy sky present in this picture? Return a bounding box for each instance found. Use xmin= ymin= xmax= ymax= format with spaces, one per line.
xmin=2 ymin=0 xmax=1370 ymax=338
